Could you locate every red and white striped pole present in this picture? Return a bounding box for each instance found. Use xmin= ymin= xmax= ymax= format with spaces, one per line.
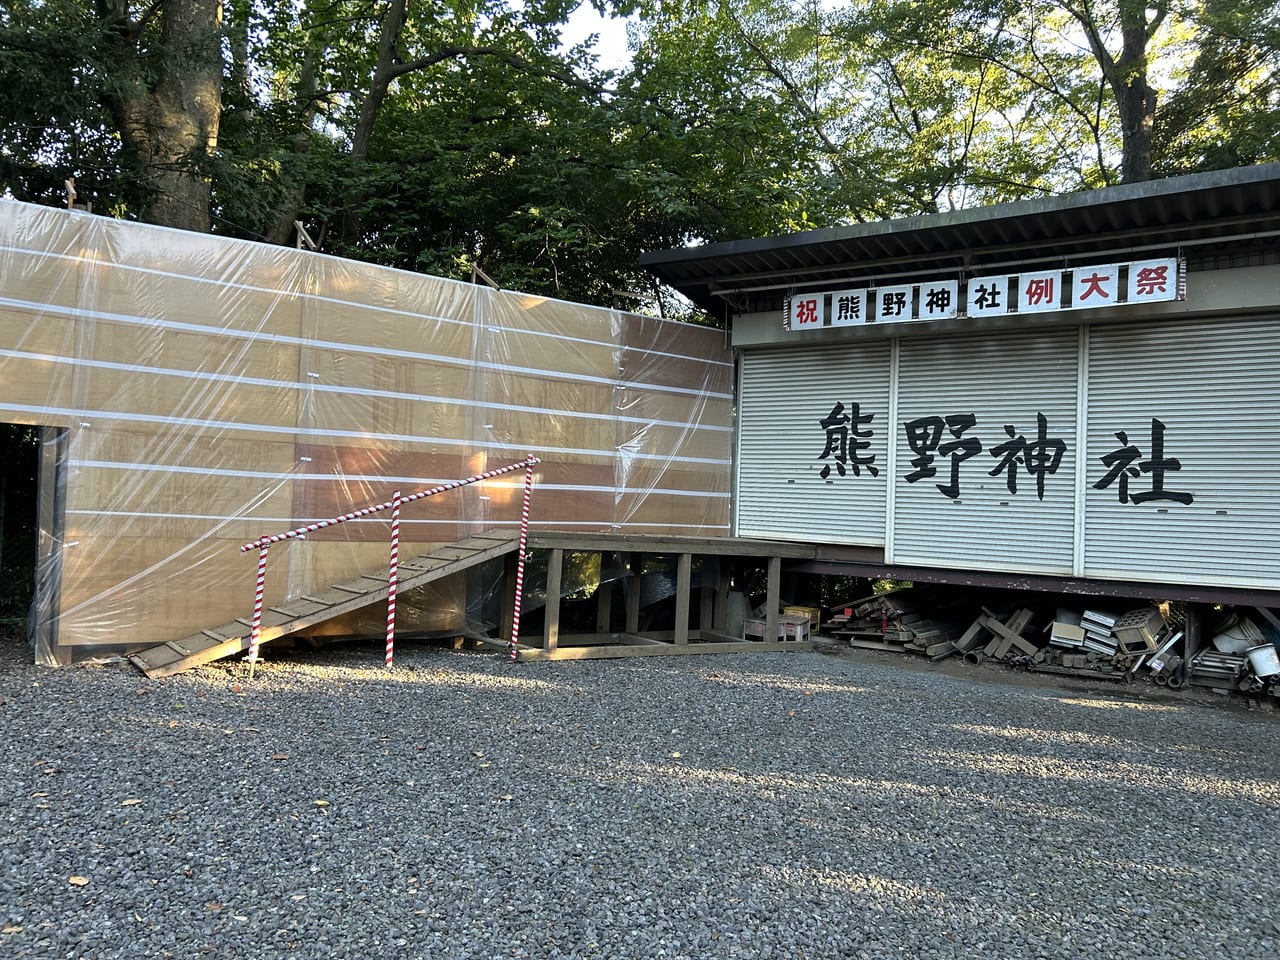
xmin=240 ymin=457 xmax=539 ymax=553
xmin=386 ymin=490 xmax=401 ymax=668
xmin=240 ymin=456 xmax=541 ymax=673
xmin=247 ymin=544 xmax=269 ymax=678
xmin=508 ymin=456 xmax=537 ymax=663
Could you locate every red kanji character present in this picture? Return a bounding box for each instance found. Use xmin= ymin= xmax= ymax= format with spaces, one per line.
xmin=1024 ymin=277 xmax=1056 ymax=306
xmin=1134 ymin=265 xmax=1168 ymax=297
xmin=1079 ymin=271 xmax=1112 ymax=301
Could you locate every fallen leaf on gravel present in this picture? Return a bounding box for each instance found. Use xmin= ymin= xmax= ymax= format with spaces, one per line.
xmin=669 ymin=751 xmax=683 ymax=759
xmin=121 ymin=799 xmax=141 ymax=806
xmin=471 ymin=750 xmax=484 ymax=758
xmin=3 ymin=925 xmax=23 ymax=933
xmin=271 ymin=753 xmax=289 ymax=761
xmin=30 ymin=792 xmax=47 ymax=798
xmin=313 ymin=799 xmax=330 ymax=807
xmin=206 ymin=902 xmax=222 ymax=912
xmin=68 ymin=876 xmax=89 ymax=887
xmin=290 ymin=895 xmax=306 ymax=901
xmin=230 ymin=684 xmax=243 ymax=693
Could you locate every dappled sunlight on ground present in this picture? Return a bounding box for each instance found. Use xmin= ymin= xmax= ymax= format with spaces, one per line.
xmin=1051 ymin=695 xmax=1184 ymax=713
xmin=698 ymin=669 xmax=871 ymax=697
xmin=921 ymin=748 xmax=1280 ymax=806
xmin=950 ymin=721 xmax=1149 ymax=753
xmin=761 ymin=864 xmax=950 ymax=914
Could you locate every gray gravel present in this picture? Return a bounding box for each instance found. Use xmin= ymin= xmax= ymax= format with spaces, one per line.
xmin=2 ymin=636 xmax=1278 ymax=960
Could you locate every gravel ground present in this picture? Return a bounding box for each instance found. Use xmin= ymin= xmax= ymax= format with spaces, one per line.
xmin=2 ymin=635 xmax=1278 ymax=960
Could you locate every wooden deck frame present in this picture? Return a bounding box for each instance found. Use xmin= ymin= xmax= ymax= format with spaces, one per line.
xmin=132 ymin=531 xmax=868 ymax=675
xmin=500 ymin=533 xmax=825 ymax=662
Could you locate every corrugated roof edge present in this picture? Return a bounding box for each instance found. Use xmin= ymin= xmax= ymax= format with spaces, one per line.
xmin=638 ymin=163 xmax=1280 ymax=268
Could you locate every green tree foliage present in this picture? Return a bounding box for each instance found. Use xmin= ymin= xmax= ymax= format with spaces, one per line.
xmin=0 ymin=0 xmax=1276 ymax=313
xmin=823 ymin=0 xmax=1280 ymax=189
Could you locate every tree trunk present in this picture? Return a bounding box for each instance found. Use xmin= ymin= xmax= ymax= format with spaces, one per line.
xmin=341 ymin=0 xmax=408 ymax=245
xmin=264 ymin=48 xmax=323 ymax=246
xmin=1065 ymin=0 xmax=1162 ymax=183
xmin=106 ymin=0 xmax=224 ymax=232
xmin=1109 ymin=2 xmax=1158 ymax=183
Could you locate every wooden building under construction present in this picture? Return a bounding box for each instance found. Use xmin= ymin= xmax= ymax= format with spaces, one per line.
xmin=4 ymin=164 xmax=1280 ymax=674
xmin=0 ymin=200 xmax=753 ymax=669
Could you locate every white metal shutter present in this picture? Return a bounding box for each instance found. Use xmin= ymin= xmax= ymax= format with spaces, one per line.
xmin=891 ymin=329 xmax=1080 ymax=573
xmin=1085 ymin=316 xmax=1280 ymax=589
xmin=737 ymin=342 xmax=891 ymax=544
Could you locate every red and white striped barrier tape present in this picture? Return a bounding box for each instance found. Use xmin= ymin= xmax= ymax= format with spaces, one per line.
xmin=240 ymin=456 xmax=541 ymax=673
xmin=240 ymin=457 xmax=539 ymax=552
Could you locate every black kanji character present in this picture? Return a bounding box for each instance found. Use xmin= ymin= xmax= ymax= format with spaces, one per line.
xmin=988 ymin=413 xmax=1067 ymax=500
xmin=817 ymin=402 xmax=877 ymax=479
xmin=1093 ymin=418 xmax=1193 ymax=505
xmin=904 ymin=414 xmax=981 ymax=499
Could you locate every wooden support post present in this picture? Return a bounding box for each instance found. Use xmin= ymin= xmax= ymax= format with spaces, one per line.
xmin=714 ymin=566 xmax=731 ymax=633
xmin=1183 ymin=603 xmax=1201 ymax=664
xmin=33 ymin=427 xmax=68 ymax=664
xmin=674 ymin=553 xmax=692 ymax=645
xmin=595 ymin=570 xmax=613 ymax=634
xmin=625 ymin=553 xmax=642 ymax=634
xmin=544 ymin=548 xmax=563 ymax=652
xmin=700 ymin=577 xmax=715 ymax=635
xmin=500 ymin=551 xmax=519 ymax=645
xmin=765 ymin=556 xmax=781 ymax=646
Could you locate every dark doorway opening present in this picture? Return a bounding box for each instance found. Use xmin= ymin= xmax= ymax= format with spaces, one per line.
xmin=0 ymin=423 xmax=40 ymax=640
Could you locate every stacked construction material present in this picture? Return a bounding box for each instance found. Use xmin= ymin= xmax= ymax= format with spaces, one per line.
xmin=823 ymin=590 xmax=959 ymax=656
xmin=820 ymin=587 xmax=1276 ymax=705
xmin=1189 ymin=649 xmax=1248 ymax=691
xmin=1192 ymin=617 xmax=1280 ymax=694
xmin=1034 ymin=606 xmax=1169 ymax=679
xmin=1146 ymin=629 xmax=1187 ymax=689
xmin=1080 ymin=610 xmax=1121 ymax=656
xmin=958 ymin=608 xmax=1039 ymax=665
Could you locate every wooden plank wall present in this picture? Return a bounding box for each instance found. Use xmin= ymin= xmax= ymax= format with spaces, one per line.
xmin=0 ymin=203 xmax=733 ymax=655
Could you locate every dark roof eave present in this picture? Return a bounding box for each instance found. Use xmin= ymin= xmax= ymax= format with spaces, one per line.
xmin=638 ymin=164 xmax=1280 ymax=270
xmin=639 ymin=165 xmax=1280 ymax=313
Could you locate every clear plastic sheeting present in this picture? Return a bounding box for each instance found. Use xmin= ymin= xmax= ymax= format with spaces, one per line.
xmin=0 ymin=201 xmax=733 ymax=664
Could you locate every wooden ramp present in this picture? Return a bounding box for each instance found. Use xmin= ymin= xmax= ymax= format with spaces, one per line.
xmin=129 ymin=533 xmax=519 ymax=678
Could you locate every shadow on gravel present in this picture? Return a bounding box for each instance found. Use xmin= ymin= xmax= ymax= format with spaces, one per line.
xmin=2 ymin=637 xmax=1279 ymax=959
